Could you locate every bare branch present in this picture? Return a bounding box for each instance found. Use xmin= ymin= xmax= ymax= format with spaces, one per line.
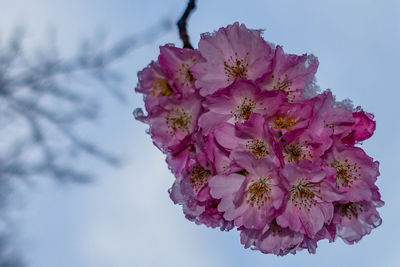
xmin=0 ymin=19 xmax=172 ymax=184
xmin=177 ymin=0 xmax=196 ymax=49
xmin=0 ymin=16 xmax=177 ymax=267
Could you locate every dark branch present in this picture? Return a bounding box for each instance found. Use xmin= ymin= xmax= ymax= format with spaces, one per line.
xmin=177 ymin=0 xmax=196 ymax=49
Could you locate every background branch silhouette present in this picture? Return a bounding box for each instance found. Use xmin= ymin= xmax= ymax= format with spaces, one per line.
xmin=0 ymin=19 xmax=172 ymax=266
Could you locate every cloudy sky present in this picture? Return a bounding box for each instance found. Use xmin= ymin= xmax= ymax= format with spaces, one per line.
xmin=1 ymin=0 xmax=400 ymax=266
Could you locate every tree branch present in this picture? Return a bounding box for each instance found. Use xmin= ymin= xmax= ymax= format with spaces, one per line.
xmin=177 ymin=0 xmax=196 ymax=49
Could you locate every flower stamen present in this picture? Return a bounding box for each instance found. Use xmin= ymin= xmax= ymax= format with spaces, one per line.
xmin=231 ymin=97 xmax=256 ymax=121
xmin=283 ymin=142 xmax=312 ymax=163
xmin=177 ymin=59 xmax=197 ymax=86
xmin=274 ymin=117 xmax=297 ymax=130
xmin=288 ymin=178 xmax=321 ymax=212
xmin=332 ymin=159 xmax=361 ymax=189
xmin=189 ymin=164 xmax=212 ymax=192
xmin=245 ymin=177 xmax=272 ymax=209
xmin=166 ymin=108 xmax=192 ymax=135
xmin=271 ymin=74 xmax=300 ymax=102
xmin=246 ymin=139 xmax=269 ymax=159
xmin=223 ymin=52 xmax=249 ymax=83
xmin=337 ymin=202 xmax=364 ymax=219
xmin=152 ymin=78 xmax=173 ymax=97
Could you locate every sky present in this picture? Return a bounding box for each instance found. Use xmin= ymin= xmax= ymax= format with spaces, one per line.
xmin=1 ymin=0 xmax=400 ymax=266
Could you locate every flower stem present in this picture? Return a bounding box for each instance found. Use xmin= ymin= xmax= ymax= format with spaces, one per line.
xmin=177 ymin=0 xmax=196 ymax=49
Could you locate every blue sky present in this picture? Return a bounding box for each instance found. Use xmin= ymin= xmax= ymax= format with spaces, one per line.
xmin=1 ymin=0 xmax=400 ymax=266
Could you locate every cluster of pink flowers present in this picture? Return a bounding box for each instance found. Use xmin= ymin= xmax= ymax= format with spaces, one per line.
xmin=134 ymin=23 xmax=383 ymax=255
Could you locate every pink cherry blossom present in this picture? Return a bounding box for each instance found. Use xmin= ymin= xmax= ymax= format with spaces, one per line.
xmin=257 ymin=45 xmax=319 ymax=102
xmin=323 ymin=145 xmax=380 ymax=202
xmin=297 ymin=224 xmax=337 ymax=254
xmin=169 ymin=149 xmax=234 ymax=231
xmin=209 ymin=152 xmax=285 ymax=230
xmin=341 ymin=109 xmax=376 ymax=145
xmin=278 ymin=129 xmax=330 ymax=166
xmin=158 ymin=44 xmax=200 ymax=95
xmin=191 ymin=22 xmax=274 ymax=96
xmin=135 ymin=22 xmax=382 ymax=255
xmin=308 ymin=91 xmax=355 ymax=139
xmin=276 ymin=162 xmax=339 ymax=238
xmin=267 ymin=99 xmax=314 ymax=139
xmin=214 ymin=114 xmax=280 ymax=165
xmin=199 ymin=79 xmax=285 ymax=134
xmin=240 ymin=220 xmax=304 ymax=255
xmin=135 ymin=61 xmax=176 ymax=113
xmin=165 ymin=145 xmax=192 ymax=177
xmin=332 ymin=197 xmax=383 ymax=244
xmin=202 ymin=133 xmax=238 ymax=174
xmin=148 ymin=94 xmax=202 ymax=152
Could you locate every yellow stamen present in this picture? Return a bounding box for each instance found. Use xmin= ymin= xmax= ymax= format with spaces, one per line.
xmin=283 ymin=142 xmax=312 ymax=163
xmin=189 ymin=164 xmax=212 ymax=192
xmin=274 ymin=117 xmax=297 ymax=130
xmin=332 ymin=159 xmax=360 ymax=189
xmin=288 ymin=178 xmax=321 ymax=212
xmin=231 ymin=97 xmax=256 ymax=122
xmin=244 ymin=177 xmax=272 ymax=209
xmin=166 ymin=108 xmax=192 ymax=135
xmin=246 ymin=139 xmax=269 ymax=159
xmin=152 ymin=78 xmax=173 ymax=97
xmin=223 ymin=52 xmax=249 ymax=83
xmin=270 ymin=74 xmax=299 ymax=102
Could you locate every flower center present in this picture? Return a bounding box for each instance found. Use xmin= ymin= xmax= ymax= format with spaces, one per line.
xmin=270 ymin=219 xmax=284 ymax=235
xmin=245 ymin=177 xmax=272 ymax=209
xmin=232 ymin=97 xmax=256 ymax=121
xmin=189 ymin=164 xmax=212 ymax=192
xmin=223 ymin=53 xmax=249 ymax=83
xmin=283 ymin=142 xmax=312 ymax=163
xmin=288 ymin=179 xmax=321 ymax=211
xmin=274 ymin=117 xmax=297 ymax=130
xmin=178 ymin=61 xmax=196 ymax=86
xmin=166 ymin=108 xmax=192 ymax=135
xmin=271 ymin=74 xmax=299 ymax=102
xmin=246 ymin=139 xmax=269 ymax=159
xmin=331 ymin=159 xmax=360 ymax=189
xmin=152 ymin=78 xmax=173 ymax=97
xmin=337 ymin=202 xmax=364 ymax=219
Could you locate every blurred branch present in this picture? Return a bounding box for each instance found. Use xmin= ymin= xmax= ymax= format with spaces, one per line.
xmin=177 ymin=0 xmax=196 ymax=49
xmin=0 ymin=18 xmax=172 ymax=266
xmin=0 ymin=234 xmax=24 ymax=267
xmin=0 ymin=19 xmax=172 ymax=184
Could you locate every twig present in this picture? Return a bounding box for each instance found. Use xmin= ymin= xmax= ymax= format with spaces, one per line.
xmin=177 ymin=0 xmax=196 ymax=49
